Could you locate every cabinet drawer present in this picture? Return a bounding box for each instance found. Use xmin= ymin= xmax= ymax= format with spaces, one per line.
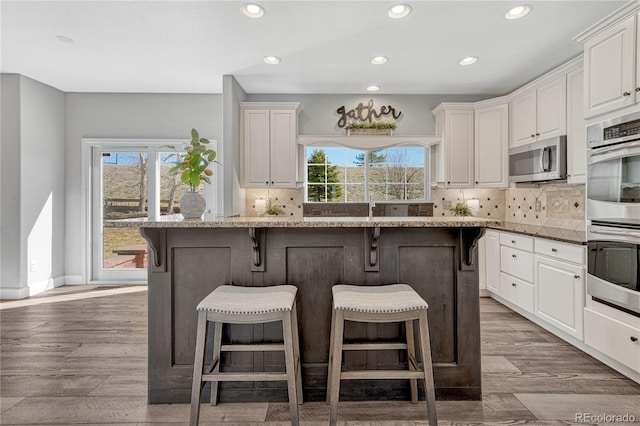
xmin=500 ymin=232 xmax=534 ymax=252
xmin=501 ymin=246 xmax=534 ymax=282
xmin=500 ymin=272 xmax=534 ymax=314
xmin=535 ymin=238 xmax=585 ymax=264
xmin=584 ymin=308 xmax=640 ymax=373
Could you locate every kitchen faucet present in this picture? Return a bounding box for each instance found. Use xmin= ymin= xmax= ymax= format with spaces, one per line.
xmin=369 ymin=194 xmax=376 ymax=218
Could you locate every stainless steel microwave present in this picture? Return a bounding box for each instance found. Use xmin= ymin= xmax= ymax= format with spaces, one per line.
xmin=509 ymin=136 xmax=567 ymax=183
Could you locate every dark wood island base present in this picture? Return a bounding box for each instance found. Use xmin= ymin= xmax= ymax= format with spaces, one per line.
xmin=121 ymin=217 xmax=499 ymax=404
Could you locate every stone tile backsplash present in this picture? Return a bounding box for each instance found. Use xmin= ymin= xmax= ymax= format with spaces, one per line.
xmin=244 ymin=183 xmax=586 ymax=231
xmin=505 ymin=183 xmax=585 ymax=231
xmin=431 ymin=188 xmax=506 ymax=219
xmin=245 ymin=188 xmax=304 ymax=219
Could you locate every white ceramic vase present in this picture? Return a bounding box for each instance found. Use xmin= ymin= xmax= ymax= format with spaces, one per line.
xmin=180 ymin=191 xmax=206 ymax=219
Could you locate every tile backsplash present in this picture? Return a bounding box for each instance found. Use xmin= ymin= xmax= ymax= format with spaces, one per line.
xmin=505 ymin=183 xmax=585 ymax=231
xmin=431 ymin=188 xmax=506 ymax=219
xmin=244 ymin=183 xmax=586 ymax=231
xmin=245 ymin=188 xmax=304 ymax=218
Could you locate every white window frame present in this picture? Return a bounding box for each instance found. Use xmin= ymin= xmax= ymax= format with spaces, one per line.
xmin=81 ymin=138 xmax=222 ymax=284
xmin=304 ymin=144 xmax=431 ymax=203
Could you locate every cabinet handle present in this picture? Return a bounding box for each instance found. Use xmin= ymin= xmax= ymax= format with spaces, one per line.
xmin=265 ymin=181 xmax=269 ymax=185
xmin=512 ymin=254 xmax=517 ymax=258
xmin=447 ymin=181 xmax=451 ymax=184
xmin=636 ymin=87 xmax=640 ymax=92
xmin=631 ymin=336 xmax=639 ymax=342
xmin=531 ymin=134 xmax=536 ymax=138
xmin=512 ymin=282 xmax=517 ymax=287
xmin=536 ymin=133 xmax=540 ymax=136
xmin=574 ymin=275 xmax=580 ymax=279
xmin=551 ymin=248 xmax=558 ymax=252
xmin=511 ymin=240 xmax=516 ymax=244
xmin=623 ymin=91 xmax=631 ymax=96
xmin=475 ymin=181 xmax=478 ymax=184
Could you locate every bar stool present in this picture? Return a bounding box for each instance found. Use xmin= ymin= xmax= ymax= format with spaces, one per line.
xmin=189 ymin=285 xmax=303 ymax=426
xmin=327 ymin=284 xmax=437 ymax=426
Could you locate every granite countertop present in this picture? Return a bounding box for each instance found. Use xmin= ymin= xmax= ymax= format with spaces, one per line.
xmin=105 ymin=215 xmax=502 ymax=228
xmin=488 ymin=222 xmax=586 ymax=245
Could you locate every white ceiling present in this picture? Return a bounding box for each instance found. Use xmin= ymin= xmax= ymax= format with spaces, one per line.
xmin=0 ymin=1 xmax=628 ymax=95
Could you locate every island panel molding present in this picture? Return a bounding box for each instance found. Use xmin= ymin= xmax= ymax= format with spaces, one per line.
xmin=127 ymin=220 xmax=491 ymax=404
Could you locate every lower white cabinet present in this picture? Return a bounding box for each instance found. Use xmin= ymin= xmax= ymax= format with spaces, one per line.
xmin=500 ymin=272 xmax=534 ymax=314
xmin=584 ymin=308 xmax=640 ymax=373
xmin=484 ymin=230 xmax=500 ymax=293
xmin=534 ymin=255 xmax=584 ymax=339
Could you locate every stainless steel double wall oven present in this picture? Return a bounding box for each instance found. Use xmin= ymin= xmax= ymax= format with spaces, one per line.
xmin=587 ymin=111 xmax=640 ymax=317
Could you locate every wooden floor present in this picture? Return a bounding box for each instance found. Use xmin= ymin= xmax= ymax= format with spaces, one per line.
xmin=1 ymin=285 xmax=639 ymax=425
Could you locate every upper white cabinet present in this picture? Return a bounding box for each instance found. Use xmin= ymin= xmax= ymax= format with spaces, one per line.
xmin=511 ymin=76 xmax=567 ymax=147
xmin=474 ymin=102 xmax=509 ymax=188
xmin=433 ymin=104 xmax=474 ymax=188
xmin=567 ymin=68 xmax=587 ymax=184
xmin=241 ymin=102 xmax=300 ymax=188
xmin=579 ymin=13 xmax=638 ymax=118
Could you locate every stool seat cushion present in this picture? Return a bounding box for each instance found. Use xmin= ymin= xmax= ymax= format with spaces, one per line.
xmin=197 ymin=285 xmax=297 ymax=314
xmin=332 ymin=284 xmax=428 ymax=313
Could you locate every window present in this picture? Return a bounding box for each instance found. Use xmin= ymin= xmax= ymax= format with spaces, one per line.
xmin=305 ymin=146 xmax=427 ymax=202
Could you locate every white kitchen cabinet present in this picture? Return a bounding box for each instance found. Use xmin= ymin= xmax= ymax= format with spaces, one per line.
xmin=484 ymin=230 xmax=501 ymax=294
xmin=510 ymin=76 xmax=567 ymax=147
xmin=433 ymin=104 xmax=474 ymax=188
xmin=496 ymin=232 xmax=535 ymax=312
xmin=584 ymin=308 xmax=640 ymax=373
xmin=500 ymin=272 xmax=534 ymax=314
xmin=534 ymin=252 xmax=584 ymax=340
xmin=474 ymin=103 xmax=509 ymax=188
xmin=566 ymin=68 xmax=586 ymax=184
xmin=241 ymin=102 xmax=300 ymax=188
xmin=580 ymin=14 xmax=637 ymax=118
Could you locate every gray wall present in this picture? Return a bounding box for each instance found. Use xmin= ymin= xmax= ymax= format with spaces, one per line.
xmin=0 ymin=75 xmax=65 ymax=298
xmin=64 ymin=93 xmax=223 ymax=282
xmin=223 ymin=76 xmax=247 ymax=216
xmin=246 ymin=94 xmax=489 ymax=135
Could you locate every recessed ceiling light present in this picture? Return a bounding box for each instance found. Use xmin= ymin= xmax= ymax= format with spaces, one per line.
xmin=264 ymin=56 xmax=281 ymax=65
xmin=56 ymin=35 xmax=74 ymax=44
xmin=388 ymin=4 xmax=412 ymax=19
xmin=366 ymin=85 xmax=381 ymax=92
xmin=505 ymin=5 xmax=531 ymax=20
xmin=242 ymin=3 xmax=265 ymax=18
xmin=459 ymin=56 xmax=478 ymax=66
xmin=371 ymin=56 xmax=388 ymax=65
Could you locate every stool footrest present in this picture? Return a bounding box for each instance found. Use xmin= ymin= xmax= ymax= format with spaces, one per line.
xmin=202 ymin=371 xmax=288 ymax=382
xmin=342 ymin=342 xmax=407 ymax=351
xmin=341 ymin=370 xmax=424 ymax=380
xmin=221 ymin=343 xmax=285 ymax=352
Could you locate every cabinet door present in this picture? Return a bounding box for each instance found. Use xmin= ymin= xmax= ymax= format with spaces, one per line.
xmin=445 ymin=109 xmax=474 ymax=187
xmin=475 ymin=104 xmax=508 ymax=188
xmin=585 ymin=308 xmax=640 ymax=372
xmin=485 ymin=230 xmax=501 ymax=293
xmin=500 ymin=246 xmax=534 ymax=283
xmin=500 ymin=272 xmax=534 ymax=313
xmin=583 ymin=14 xmax=636 ymax=118
xmin=536 ymin=76 xmax=567 ymax=140
xmin=511 ymin=90 xmax=537 ymax=146
xmin=243 ymin=109 xmax=271 ymax=187
xmin=269 ymin=109 xmax=297 ymax=188
xmin=567 ymin=68 xmax=586 ymax=184
xmin=534 ymin=255 xmax=584 ymax=340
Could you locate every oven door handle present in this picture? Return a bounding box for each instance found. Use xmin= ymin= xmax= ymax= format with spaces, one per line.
xmin=589 ymin=141 xmax=640 ymax=164
xmin=589 ymin=226 xmax=640 ymax=239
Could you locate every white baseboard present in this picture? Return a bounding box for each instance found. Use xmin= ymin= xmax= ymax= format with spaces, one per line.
xmin=0 ymin=286 xmax=30 ymax=300
xmin=64 ymin=275 xmax=84 ymax=285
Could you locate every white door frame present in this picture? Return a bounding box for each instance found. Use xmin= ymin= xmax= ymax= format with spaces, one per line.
xmin=81 ymin=138 xmax=222 ymax=284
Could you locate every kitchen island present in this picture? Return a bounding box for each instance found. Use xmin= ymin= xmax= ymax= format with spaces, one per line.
xmin=107 ymin=216 xmax=501 ymax=404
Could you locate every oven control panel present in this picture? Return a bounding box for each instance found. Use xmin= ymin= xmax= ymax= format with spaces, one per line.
xmin=604 ymin=118 xmax=640 ymax=140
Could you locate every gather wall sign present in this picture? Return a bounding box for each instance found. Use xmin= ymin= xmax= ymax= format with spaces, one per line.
xmin=336 ymin=99 xmax=402 ymax=128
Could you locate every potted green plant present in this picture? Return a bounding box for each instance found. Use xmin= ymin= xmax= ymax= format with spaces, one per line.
xmin=450 ymin=202 xmax=473 ymax=217
xmin=169 ymin=128 xmax=217 ymax=219
xmin=345 ymin=121 xmax=397 ymax=136
xmin=264 ymin=200 xmax=284 ymax=216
